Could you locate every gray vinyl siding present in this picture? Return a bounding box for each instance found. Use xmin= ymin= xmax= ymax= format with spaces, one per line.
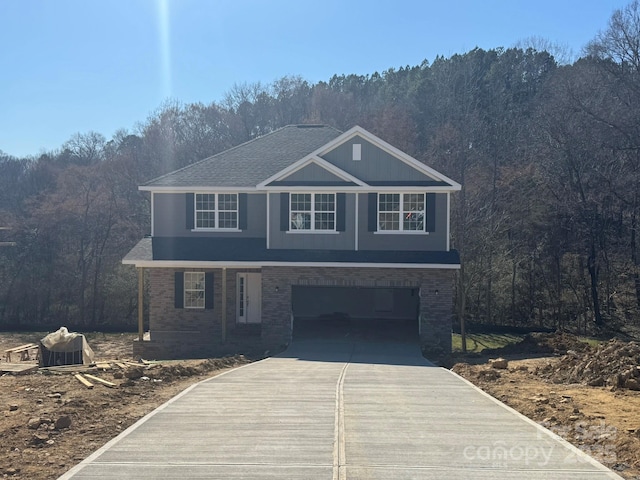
xmin=268 ymin=192 xmax=355 ymax=250
xmin=279 ymin=162 xmax=346 ymax=182
xmin=154 ymin=192 xmax=266 ymax=238
xmin=322 ymin=135 xmax=435 ymax=183
xmin=357 ymin=193 xmax=448 ymax=251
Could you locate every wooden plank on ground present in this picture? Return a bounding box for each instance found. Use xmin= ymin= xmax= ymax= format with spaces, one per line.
xmin=0 ymin=363 xmax=38 ymax=374
xmin=83 ymin=374 xmax=117 ymax=388
xmin=125 ymin=361 xmax=150 ymax=368
xmin=115 ymin=362 xmax=128 ymax=369
xmin=75 ymin=373 xmax=94 ymax=389
xmin=41 ymin=364 xmax=93 ymax=373
xmin=95 ymin=363 xmax=112 ymax=370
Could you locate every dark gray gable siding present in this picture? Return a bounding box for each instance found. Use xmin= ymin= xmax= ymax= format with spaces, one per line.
xmin=144 ymin=125 xmax=342 ymax=188
xmin=273 ymin=161 xmax=349 ymax=183
xmin=321 ymin=135 xmax=445 ymax=185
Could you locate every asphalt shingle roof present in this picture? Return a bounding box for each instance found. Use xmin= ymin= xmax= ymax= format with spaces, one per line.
xmin=145 ymin=125 xmax=342 ymax=188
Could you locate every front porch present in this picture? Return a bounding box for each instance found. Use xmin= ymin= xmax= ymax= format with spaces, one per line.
xmin=132 ymin=267 xmax=272 ymax=360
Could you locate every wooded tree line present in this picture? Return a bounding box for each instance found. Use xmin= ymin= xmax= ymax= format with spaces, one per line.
xmin=1 ymin=2 xmax=639 ymax=334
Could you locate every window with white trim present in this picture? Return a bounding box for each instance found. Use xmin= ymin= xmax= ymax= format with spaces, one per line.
xmin=184 ymin=272 xmax=205 ymax=309
xmin=378 ymin=193 xmax=425 ymax=231
xmin=195 ymin=193 xmax=238 ymax=229
xmin=290 ymin=193 xmax=335 ymax=231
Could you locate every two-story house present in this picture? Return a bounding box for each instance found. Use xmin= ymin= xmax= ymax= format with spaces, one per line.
xmin=123 ymin=125 xmax=461 ymax=359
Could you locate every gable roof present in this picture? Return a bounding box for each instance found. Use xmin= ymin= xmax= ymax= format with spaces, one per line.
xmin=260 ymin=126 xmax=460 ymax=191
xmin=142 ymin=125 xmax=342 ymax=189
xmin=141 ymin=124 xmax=461 ymax=191
xmin=317 ymin=126 xmax=461 ymax=189
xmin=259 ymin=156 xmax=367 ymax=188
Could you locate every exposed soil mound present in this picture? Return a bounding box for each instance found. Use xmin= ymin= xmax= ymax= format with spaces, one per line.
xmin=538 ymin=339 xmax=640 ymax=390
xmin=144 ymin=356 xmax=249 ymax=381
xmin=482 ymin=331 xmax=591 ymax=356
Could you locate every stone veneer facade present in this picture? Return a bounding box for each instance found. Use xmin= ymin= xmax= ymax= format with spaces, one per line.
xmin=135 ymin=266 xmax=455 ymax=359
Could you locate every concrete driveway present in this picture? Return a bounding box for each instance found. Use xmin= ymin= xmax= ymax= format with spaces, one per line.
xmin=59 ymin=339 xmax=622 ymax=479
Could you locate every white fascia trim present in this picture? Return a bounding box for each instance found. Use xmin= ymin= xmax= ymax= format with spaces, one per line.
xmin=267 ymin=186 xmax=361 ymax=192
xmin=142 ymin=184 xmax=459 ymax=193
xmin=317 ymin=126 xmax=462 ymax=191
xmin=139 ymin=186 xmax=258 ymax=193
xmin=257 ymin=156 xmax=367 ymax=188
xmin=264 ymin=185 xmax=459 ymax=193
xmin=369 ymin=185 xmax=457 ymax=192
xmin=123 ymin=259 xmax=461 ymax=270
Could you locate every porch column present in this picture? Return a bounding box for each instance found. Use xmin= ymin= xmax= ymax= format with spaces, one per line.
xmin=137 ymin=267 xmax=144 ymax=341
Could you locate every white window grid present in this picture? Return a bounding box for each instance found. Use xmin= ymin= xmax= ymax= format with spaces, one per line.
xmin=184 ymin=272 xmax=205 ymax=309
xmin=195 ymin=193 xmax=238 ymax=229
xmin=290 ymin=193 xmax=335 ymax=231
xmin=378 ymin=193 xmax=425 ymax=232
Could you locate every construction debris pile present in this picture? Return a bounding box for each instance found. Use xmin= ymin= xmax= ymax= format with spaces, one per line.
xmin=455 ymin=333 xmax=640 ymax=392
xmin=537 ymin=339 xmax=640 ymax=391
xmin=41 ymin=355 xmax=251 ymax=389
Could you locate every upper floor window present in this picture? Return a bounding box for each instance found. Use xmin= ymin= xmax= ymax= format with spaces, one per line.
xmin=290 ymin=193 xmax=335 ymax=231
xmin=195 ymin=193 xmax=238 ymax=229
xmin=378 ymin=193 xmax=425 ymax=232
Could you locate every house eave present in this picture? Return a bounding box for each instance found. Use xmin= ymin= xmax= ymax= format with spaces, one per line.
xmin=141 ymin=185 xmax=460 ymax=193
xmin=139 ymin=186 xmax=259 ymax=193
xmin=122 ymin=259 xmax=461 ymax=270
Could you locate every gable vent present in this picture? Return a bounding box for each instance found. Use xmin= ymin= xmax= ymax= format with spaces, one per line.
xmin=352 ymin=144 xmax=362 ymax=161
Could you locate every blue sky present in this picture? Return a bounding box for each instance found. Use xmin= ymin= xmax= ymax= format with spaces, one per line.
xmin=0 ymin=0 xmax=629 ymax=158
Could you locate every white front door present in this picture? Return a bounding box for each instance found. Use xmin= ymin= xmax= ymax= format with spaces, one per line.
xmin=237 ymin=273 xmax=262 ymax=324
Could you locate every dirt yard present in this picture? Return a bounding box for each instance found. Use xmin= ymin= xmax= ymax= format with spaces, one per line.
xmin=1 ymin=331 xmax=640 ymax=479
xmin=451 ymin=333 xmax=640 ymax=479
xmin=0 ymin=332 xmax=253 ymax=479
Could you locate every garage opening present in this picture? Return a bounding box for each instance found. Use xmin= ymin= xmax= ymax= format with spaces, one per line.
xmin=292 ymin=286 xmax=419 ymax=342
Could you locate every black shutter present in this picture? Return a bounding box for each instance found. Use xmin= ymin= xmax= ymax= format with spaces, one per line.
xmin=368 ymin=193 xmax=378 ymax=232
xmin=185 ymin=193 xmax=195 ymax=230
xmin=238 ymin=193 xmax=248 ymax=230
xmin=174 ymin=272 xmax=184 ymax=309
xmin=426 ymin=193 xmax=436 ymax=233
xmin=336 ymin=193 xmax=346 ymax=232
xmin=205 ymin=272 xmax=214 ymax=310
xmin=280 ymin=192 xmax=290 ymax=231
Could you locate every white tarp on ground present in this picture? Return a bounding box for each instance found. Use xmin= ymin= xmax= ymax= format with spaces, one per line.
xmin=39 ymin=327 xmax=95 ymax=366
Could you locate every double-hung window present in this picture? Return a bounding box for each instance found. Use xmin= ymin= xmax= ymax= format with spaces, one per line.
xmin=290 ymin=193 xmax=335 ymax=231
xmin=378 ymin=193 xmax=426 ymax=232
xmin=195 ymin=193 xmax=238 ymax=229
xmin=183 ymin=272 xmax=205 ymax=309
